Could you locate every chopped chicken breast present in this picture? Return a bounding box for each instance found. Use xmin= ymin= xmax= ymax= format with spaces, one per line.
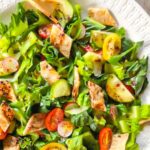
xmin=72 ymin=67 xmax=80 ymax=100
xmin=88 ymin=8 xmax=117 ymax=26
xmin=40 ymin=60 xmax=60 ymax=85
xmin=23 ymin=113 xmax=46 ymax=135
xmin=109 ymin=133 xmax=129 ymax=150
xmin=50 ymin=24 xmax=73 ymax=58
xmin=0 ymin=81 xmax=17 ymax=102
xmin=88 ymin=81 xmax=106 ymax=111
xmin=3 ymin=135 xmax=20 ymax=150
xmin=0 ymin=102 xmax=14 ymax=132
xmin=0 ymin=57 xmax=19 ymax=77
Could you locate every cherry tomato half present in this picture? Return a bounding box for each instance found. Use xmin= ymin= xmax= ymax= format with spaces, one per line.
xmin=38 ymin=24 xmax=51 ymax=39
xmin=45 ymin=108 xmax=64 ymax=132
xmin=83 ymin=45 xmax=94 ymax=52
xmin=39 ymin=54 xmax=46 ymax=61
xmin=99 ymin=127 xmax=113 ymax=150
xmin=57 ymin=121 xmax=74 ymax=138
xmin=0 ymin=127 xmax=7 ymax=140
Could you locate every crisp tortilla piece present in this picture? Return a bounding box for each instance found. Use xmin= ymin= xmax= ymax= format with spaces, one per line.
xmin=23 ymin=113 xmax=46 ymax=135
xmin=88 ymin=8 xmax=117 ymax=26
xmin=3 ymin=135 xmax=20 ymax=150
xmin=110 ymin=133 xmax=129 ymax=150
xmin=88 ymin=81 xmax=106 ymax=111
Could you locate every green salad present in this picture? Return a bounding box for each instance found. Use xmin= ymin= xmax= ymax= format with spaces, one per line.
xmin=0 ymin=0 xmax=150 ymax=150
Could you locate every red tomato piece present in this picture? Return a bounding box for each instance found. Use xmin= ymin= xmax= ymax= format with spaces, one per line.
xmin=45 ymin=108 xmax=64 ymax=132
xmin=38 ymin=24 xmax=51 ymax=39
xmin=125 ymin=84 xmax=135 ymax=95
xmin=83 ymin=45 xmax=94 ymax=52
xmin=57 ymin=121 xmax=74 ymax=137
xmin=99 ymin=127 xmax=113 ymax=150
xmin=40 ymin=54 xmax=46 ymax=61
xmin=0 ymin=127 xmax=7 ymax=140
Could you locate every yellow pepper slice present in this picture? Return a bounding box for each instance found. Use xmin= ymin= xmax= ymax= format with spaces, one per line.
xmin=103 ymin=33 xmax=121 ymax=61
xmin=40 ymin=142 xmax=67 ymax=150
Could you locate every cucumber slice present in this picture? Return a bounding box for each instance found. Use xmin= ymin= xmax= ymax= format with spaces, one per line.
xmin=50 ymin=79 xmax=71 ymax=99
xmin=106 ymin=74 xmax=134 ymax=103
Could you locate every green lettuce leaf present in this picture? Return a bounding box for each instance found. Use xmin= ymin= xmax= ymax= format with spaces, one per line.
xmin=109 ymin=42 xmax=143 ymax=64
xmin=66 ymin=5 xmax=82 ymax=40
xmin=71 ymin=111 xmax=93 ymax=127
xmin=83 ymin=17 xmax=105 ymax=38
xmin=77 ymin=89 xmax=91 ymax=107
xmin=66 ymin=132 xmax=99 ymax=150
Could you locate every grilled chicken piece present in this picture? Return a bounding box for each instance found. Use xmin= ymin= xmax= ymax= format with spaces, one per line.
xmin=3 ymin=135 xmax=20 ymax=150
xmin=0 ymin=102 xmax=14 ymax=132
xmin=50 ymin=24 xmax=64 ymax=48
xmin=72 ymin=67 xmax=80 ymax=100
xmin=0 ymin=57 xmax=19 ymax=77
xmin=88 ymin=81 xmax=106 ymax=111
xmin=23 ymin=113 xmax=46 ymax=135
xmin=50 ymin=24 xmax=73 ymax=58
xmin=0 ymin=81 xmax=17 ymax=102
xmin=40 ymin=60 xmax=60 ymax=85
xmin=59 ymin=33 xmax=73 ymax=58
xmin=88 ymin=8 xmax=117 ymax=26
xmin=109 ymin=133 xmax=129 ymax=150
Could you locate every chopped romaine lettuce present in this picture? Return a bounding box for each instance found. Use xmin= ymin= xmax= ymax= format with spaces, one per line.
xmin=66 ymin=132 xmax=99 ymax=150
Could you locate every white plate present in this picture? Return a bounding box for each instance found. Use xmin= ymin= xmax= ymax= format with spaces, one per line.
xmin=0 ymin=0 xmax=150 ymax=149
